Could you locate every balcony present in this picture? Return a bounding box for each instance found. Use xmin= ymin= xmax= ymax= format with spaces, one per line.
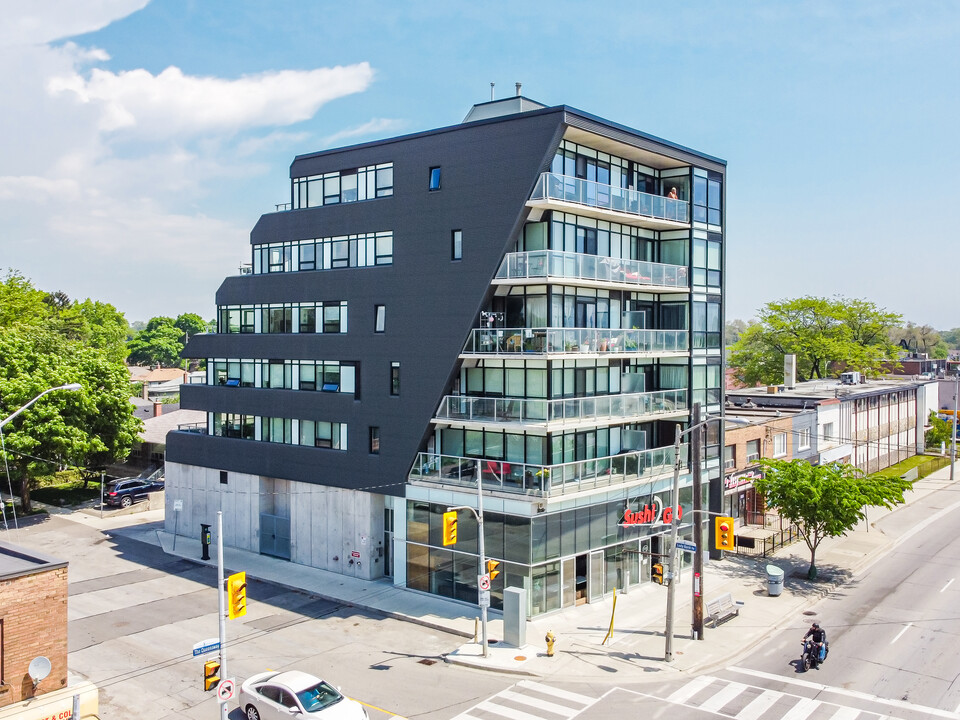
xmin=433 ymin=389 xmax=687 ymax=429
xmin=409 ymin=446 xmax=687 ymax=498
xmin=495 ymin=250 xmax=688 ymax=291
xmin=462 ymin=327 xmax=688 ymax=357
xmin=527 ymin=173 xmax=689 ymax=229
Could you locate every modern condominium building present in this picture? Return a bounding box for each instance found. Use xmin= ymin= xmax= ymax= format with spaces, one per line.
xmin=165 ymin=94 xmax=726 ymax=617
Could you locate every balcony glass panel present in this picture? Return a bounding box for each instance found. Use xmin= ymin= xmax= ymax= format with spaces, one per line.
xmin=409 ymin=445 xmax=688 ymax=497
xmin=496 ymin=250 xmax=688 ymax=289
xmin=434 ymin=389 xmax=687 ymax=426
xmin=463 ymin=327 xmax=688 ymax=355
xmin=530 ymin=173 xmax=689 ymax=224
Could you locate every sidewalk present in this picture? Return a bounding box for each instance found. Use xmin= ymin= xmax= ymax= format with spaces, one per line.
xmin=47 ymin=464 xmax=959 ymax=681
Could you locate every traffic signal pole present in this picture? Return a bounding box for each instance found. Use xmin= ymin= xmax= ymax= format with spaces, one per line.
xmin=217 ymin=511 xmax=227 ymax=720
xmin=691 ymin=403 xmax=704 ymax=641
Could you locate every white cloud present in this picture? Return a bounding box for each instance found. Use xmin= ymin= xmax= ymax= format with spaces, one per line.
xmin=48 ymin=63 xmax=375 ymax=138
xmin=321 ymin=118 xmax=405 ymax=147
xmin=0 ymin=0 xmax=149 ymax=47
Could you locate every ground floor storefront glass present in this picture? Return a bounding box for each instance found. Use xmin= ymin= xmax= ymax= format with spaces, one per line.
xmin=404 ymin=483 xmax=700 ymax=616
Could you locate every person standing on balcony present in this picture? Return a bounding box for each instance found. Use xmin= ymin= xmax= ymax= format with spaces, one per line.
xmin=667 ymin=186 xmax=679 ymax=200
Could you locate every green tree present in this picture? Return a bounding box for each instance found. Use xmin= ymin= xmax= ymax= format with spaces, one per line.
xmin=754 ymin=459 xmax=912 ymax=579
xmin=925 ymin=411 xmax=954 ymax=448
xmin=728 ymin=296 xmax=901 ymax=386
xmin=175 ymin=313 xmax=207 ymax=339
xmin=127 ymin=317 xmax=185 ymax=367
xmin=725 ymin=318 xmax=748 ymax=347
xmin=0 ymin=269 xmax=50 ymax=327
xmin=932 ymin=340 xmax=949 ymax=360
xmin=941 ymin=328 xmax=960 ymax=349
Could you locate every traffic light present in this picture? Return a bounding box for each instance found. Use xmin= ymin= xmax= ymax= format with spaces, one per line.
xmin=442 ymin=511 xmax=458 ymax=546
xmin=652 ymin=563 xmax=664 ymax=585
xmin=203 ymin=659 xmax=220 ymax=691
xmin=486 ymin=559 xmax=500 ymax=581
xmin=227 ymin=571 xmax=247 ymax=619
xmin=715 ymin=516 xmax=735 ymax=550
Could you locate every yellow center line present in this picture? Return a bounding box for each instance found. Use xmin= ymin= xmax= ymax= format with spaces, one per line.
xmin=350 ymin=697 xmax=406 ymax=719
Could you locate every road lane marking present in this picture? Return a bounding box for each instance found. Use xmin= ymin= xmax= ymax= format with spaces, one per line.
xmin=735 ymin=689 xmax=783 ymax=720
xmin=515 ymin=680 xmax=595 ymax=706
xmin=475 ymin=700 xmax=550 ymax=720
xmin=666 ymin=675 xmax=714 ymax=704
xmin=826 ymin=707 xmax=860 ymax=720
xmin=890 ymin=622 xmax=913 ymax=644
xmin=698 ymin=681 xmax=747 ymax=713
xmin=497 ymin=690 xmax=581 ymax=718
xmin=729 ymin=666 xmax=960 ymax=719
xmin=780 ymin=696 xmax=819 ymax=720
xmin=352 ymin=699 xmax=406 ymax=718
xmin=941 ymin=578 xmax=954 ymax=593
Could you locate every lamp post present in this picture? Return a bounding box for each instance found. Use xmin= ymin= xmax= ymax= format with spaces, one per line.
xmin=951 ymin=373 xmax=958 ymax=484
xmin=0 ymin=383 xmax=83 ymax=531
xmin=664 ymin=404 xmax=748 ymax=661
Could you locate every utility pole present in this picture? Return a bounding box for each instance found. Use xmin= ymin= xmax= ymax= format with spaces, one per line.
xmin=217 ymin=511 xmax=227 ymax=720
xmin=691 ymin=403 xmax=704 ymax=641
xmin=447 ymin=462 xmax=489 ymax=658
xmin=664 ymin=423 xmax=682 ymax=662
xmin=949 ymin=372 xmax=958 ymax=481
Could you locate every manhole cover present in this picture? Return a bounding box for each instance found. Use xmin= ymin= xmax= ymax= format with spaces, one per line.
xmin=514 ymin=656 xmax=527 ymax=661
xmin=418 ymin=658 xmax=436 ymax=666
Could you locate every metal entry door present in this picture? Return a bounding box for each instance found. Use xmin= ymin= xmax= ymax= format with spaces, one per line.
xmin=589 ymin=550 xmax=604 ymax=602
xmin=259 ymin=513 xmax=291 ymax=560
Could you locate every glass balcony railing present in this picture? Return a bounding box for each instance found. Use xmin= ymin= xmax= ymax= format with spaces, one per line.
xmin=463 ymin=327 xmax=688 ymax=355
xmin=496 ymin=250 xmax=688 ymax=289
xmin=434 ymin=389 xmax=687 ymax=426
xmin=409 ymin=445 xmax=688 ymax=497
xmin=530 ymin=172 xmax=689 ymax=224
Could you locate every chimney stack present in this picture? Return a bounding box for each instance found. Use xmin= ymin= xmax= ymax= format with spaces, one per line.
xmin=515 ymin=82 xmax=522 ymax=97
xmin=784 ymin=354 xmax=797 ymax=389
xmin=153 ymin=401 xmax=162 ymax=418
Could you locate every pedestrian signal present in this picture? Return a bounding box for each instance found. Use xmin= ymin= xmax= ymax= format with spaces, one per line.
xmin=227 ymin=571 xmax=247 ymax=619
xmin=442 ymin=511 xmax=458 ymax=546
xmin=652 ymin=563 xmax=664 ymax=585
xmin=715 ymin=516 xmax=735 ymax=550
xmin=486 ymin=559 xmax=500 ymax=581
xmin=203 ymin=659 xmax=220 ymax=691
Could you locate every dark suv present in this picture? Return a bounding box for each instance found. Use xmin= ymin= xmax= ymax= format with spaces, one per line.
xmin=105 ymin=478 xmax=164 ymax=508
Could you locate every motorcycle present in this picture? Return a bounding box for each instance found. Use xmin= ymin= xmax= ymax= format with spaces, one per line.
xmin=800 ymin=639 xmax=828 ymax=671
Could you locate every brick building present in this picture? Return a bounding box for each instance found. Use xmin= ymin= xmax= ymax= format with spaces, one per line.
xmin=0 ymin=541 xmax=68 ymax=708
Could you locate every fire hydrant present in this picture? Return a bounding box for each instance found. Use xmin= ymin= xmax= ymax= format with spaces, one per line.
xmin=545 ymin=630 xmax=556 ymax=657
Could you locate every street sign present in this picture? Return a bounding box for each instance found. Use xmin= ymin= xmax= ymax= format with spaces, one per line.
xmin=174 ymin=499 xmax=183 ymax=511
xmin=192 ymin=638 xmax=220 ymax=657
xmin=478 ymin=589 xmax=490 ymax=608
xmin=676 ymin=541 xmax=697 ymax=552
xmin=478 ymin=574 xmax=491 ymax=591
xmin=216 ymin=678 xmax=236 ymax=703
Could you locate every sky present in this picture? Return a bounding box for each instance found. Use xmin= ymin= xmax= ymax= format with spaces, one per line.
xmin=1 ymin=1 xmax=957 ymax=328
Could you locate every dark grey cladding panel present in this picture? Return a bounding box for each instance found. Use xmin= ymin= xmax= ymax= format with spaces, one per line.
xmin=172 ymin=110 xmax=565 ymax=495
xmin=181 ymin=384 xmax=356 ymax=418
xmin=166 ymin=431 xmax=408 ymax=497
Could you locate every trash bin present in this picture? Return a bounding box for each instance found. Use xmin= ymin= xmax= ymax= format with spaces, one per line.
xmin=766 ymin=564 xmax=784 ymax=596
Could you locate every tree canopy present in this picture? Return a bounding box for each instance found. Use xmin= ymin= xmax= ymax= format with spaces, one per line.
xmin=0 ymin=271 xmax=142 ymax=512
xmin=728 ymin=296 xmax=902 ymax=386
xmin=127 ymin=313 xmax=209 ymax=368
xmin=754 ymin=459 xmax=912 ymax=579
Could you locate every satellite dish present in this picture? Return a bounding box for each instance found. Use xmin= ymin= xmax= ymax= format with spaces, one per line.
xmin=28 ymin=656 xmax=51 ymax=687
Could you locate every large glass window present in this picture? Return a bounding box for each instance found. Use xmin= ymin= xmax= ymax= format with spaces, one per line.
xmin=292 ymin=163 xmax=393 ymax=209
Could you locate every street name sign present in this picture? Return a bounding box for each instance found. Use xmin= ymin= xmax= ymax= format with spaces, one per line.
xmin=676 ymin=541 xmax=697 ymax=552
xmin=192 ymin=638 xmax=220 ymax=657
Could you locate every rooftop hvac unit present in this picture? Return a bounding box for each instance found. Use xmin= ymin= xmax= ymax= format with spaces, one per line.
xmin=840 ymin=371 xmax=861 ymax=385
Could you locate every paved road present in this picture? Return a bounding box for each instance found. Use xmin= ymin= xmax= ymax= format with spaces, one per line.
xmin=18 ymin=515 xmax=512 ymax=720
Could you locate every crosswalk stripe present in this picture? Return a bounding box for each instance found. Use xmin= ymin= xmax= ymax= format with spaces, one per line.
xmin=666 ymin=675 xmax=715 ymax=705
xmin=827 ymin=707 xmax=862 ymax=720
xmin=781 ymin=697 xmax=820 ymax=720
xmin=736 ymin=690 xmax=783 ymax=720
xmin=699 ymin=681 xmax=748 ymax=713
xmin=475 ymin=700 xmax=554 ymax=720
xmin=497 ymin=690 xmax=582 ymax=718
xmin=515 ymin=680 xmax=595 ymax=706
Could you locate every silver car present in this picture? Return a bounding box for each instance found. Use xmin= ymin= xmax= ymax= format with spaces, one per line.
xmin=239 ymin=670 xmax=368 ymax=720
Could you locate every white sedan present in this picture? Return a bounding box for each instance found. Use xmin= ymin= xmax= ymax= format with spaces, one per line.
xmin=239 ymin=670 xmax=369 ymax=720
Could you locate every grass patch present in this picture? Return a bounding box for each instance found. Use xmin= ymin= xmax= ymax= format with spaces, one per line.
xmin=869 ymin=454 xmax=949 ymax=481
xmin=31 ymin=479 xmax=104 ymax=507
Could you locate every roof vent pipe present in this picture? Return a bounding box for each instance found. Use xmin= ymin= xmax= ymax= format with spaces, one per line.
xmin=490 ymin=83 xmax=495 ymax=101
xmin=516 ymin=82 xmax=522 ymax=96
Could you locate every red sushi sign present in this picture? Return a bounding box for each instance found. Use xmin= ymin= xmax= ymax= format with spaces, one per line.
xmin=619 ymin=501 xmax=683 ymax=527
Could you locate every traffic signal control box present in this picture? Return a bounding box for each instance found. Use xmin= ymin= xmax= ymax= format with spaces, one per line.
xmin=203 ymin=660 xmax=220 ymax=691
xmin=652 ymin=563 xmax=664 ymax=585
xmin=442 ymin=511 xmax=458 ymax=546
xmin=227 ymin=571 xmax=247 ymax=619
xmin=715 ymin=516 xmax=735 ymax=550
xmin=486 ymin=559 xmax=500 ymax=581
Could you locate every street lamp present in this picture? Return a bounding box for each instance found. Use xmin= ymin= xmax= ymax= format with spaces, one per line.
xmin=0 ymin=383 xmax=83 ymax=429
xmin=0 ymin=383 xmax=83 ymax=532
xmin=951 ymin=373 xmax=958 ymax=484
xmin=664 ymin=404 xmax=749 ymax=662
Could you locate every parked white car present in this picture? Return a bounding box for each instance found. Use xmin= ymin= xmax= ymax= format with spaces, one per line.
xmin=239 ymin=671 xmax=368 ymax=720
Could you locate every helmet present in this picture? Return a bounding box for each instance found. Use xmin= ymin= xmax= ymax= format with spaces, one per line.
xmin=812 ymin=622 xmax=820 ymax=629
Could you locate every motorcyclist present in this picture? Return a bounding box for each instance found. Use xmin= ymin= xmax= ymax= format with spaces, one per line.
xmin=803 ymin=622 xmax=828 ymax=662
